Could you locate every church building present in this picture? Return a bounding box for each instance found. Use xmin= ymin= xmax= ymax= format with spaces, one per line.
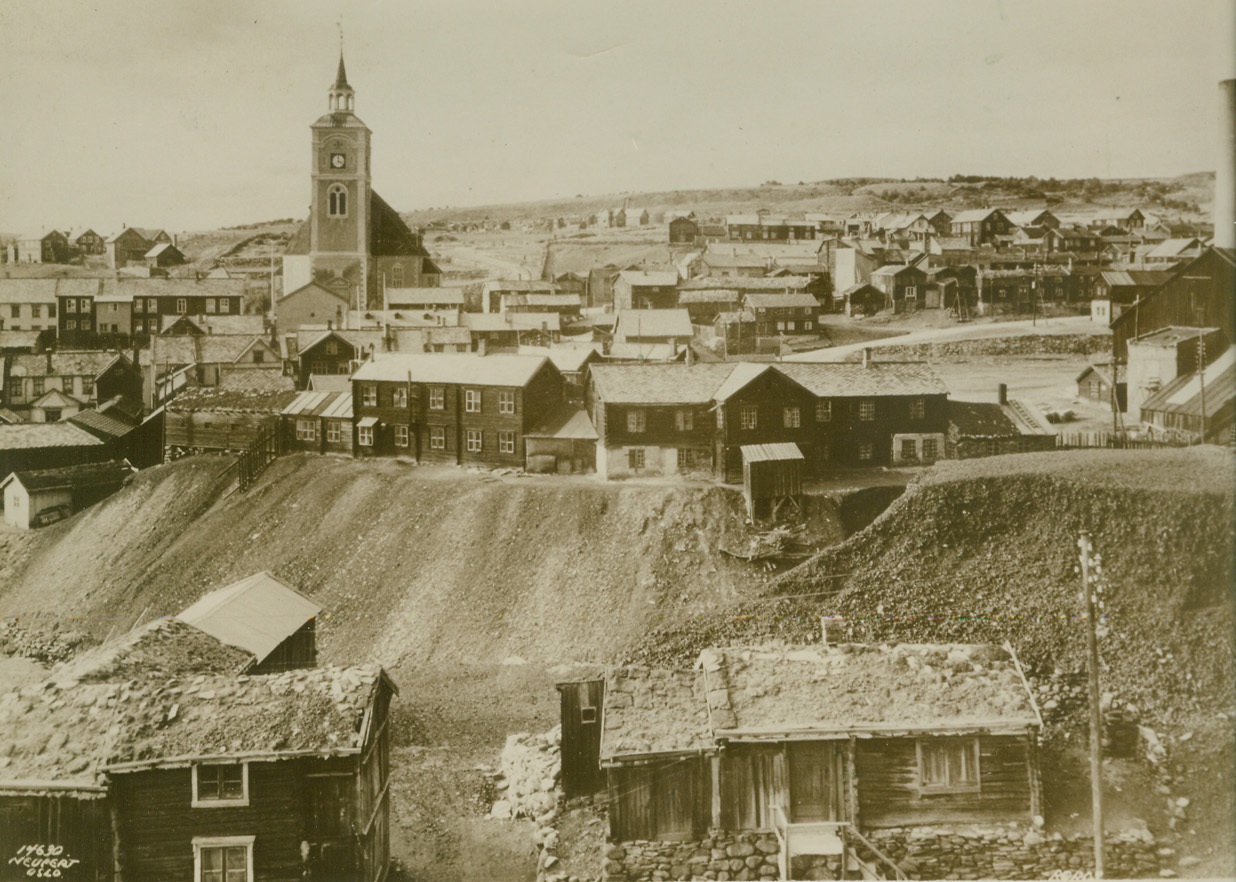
xmin=281 ymin=55 xmax=441 ymax=313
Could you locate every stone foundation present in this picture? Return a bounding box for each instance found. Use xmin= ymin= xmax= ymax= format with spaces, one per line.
xmin=604 ymin=832 xmax=781 ymax=882
xmin=865 ymin=824 xmax=1168 ymax=881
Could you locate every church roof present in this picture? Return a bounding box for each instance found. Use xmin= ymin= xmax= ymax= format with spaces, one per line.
xmin=334 ymin=53 xmax=351 ymax=91
xmin=370 ymin=191 xmax=431 ymax=258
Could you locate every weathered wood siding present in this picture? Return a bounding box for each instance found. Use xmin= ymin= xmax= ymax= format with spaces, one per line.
xmin=854 ymin=735 xmax=1033 ymax=828
xmin=0 ymin=794 xmax=109 ymax=882
xmin=164 ymin=411 xmax=278 ymax=453
xmin=558 ymin=681 xmax=605 ymax=797
xmin=608 ymin=756 xmax=711 ymax=843
xmin=719 ymin=745 xmax=782 ymax=831
xmin=251 ymin=620 xmax=316 ymax=673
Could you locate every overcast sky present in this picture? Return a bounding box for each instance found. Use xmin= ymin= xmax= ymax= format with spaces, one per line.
xmin=1 ymin=0 xmax=1232 ymax=233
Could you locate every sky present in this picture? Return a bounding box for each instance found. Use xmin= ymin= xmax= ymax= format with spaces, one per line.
xmin=0 ymin=0 xmax=1233 ymax=234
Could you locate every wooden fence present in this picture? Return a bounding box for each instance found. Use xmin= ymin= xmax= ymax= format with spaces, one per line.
xmin=236 ymin=426 xmax=284 ymax=491
xmin=1055 ymin=431 xmax=1185 ymax=450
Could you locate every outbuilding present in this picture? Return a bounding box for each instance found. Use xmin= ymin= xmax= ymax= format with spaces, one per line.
xmin=1 ymin=459 xmax=135 ymax=529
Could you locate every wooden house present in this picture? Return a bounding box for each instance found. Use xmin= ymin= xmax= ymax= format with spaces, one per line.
xmin=1124 ymin=326 xmax=1228 ymax=422
xmin=1 ymin=459 xmax=134 ymax=530
xmin=713 ymin=364 xmax=818 ymax=482
xmin=72 ymin=228 xmax=106 ymax=255
xmin=0 ymin=279 xmax=59 ymax=334
xmin=669 ymin=216 xmax=700 ymax=245
xmin=678 ymin=289 xmax=742 ymax=325
xmin=282 ymin=390 xmax=354 ymax=454
xmin=290 ymin=328 xmax=381 ymax=389
xmin=562 ymin=642 xmax=1041 ymax=880
xmin=1143 ymin=237 xmax=1205 ymax=266
xmin=1076 ymin=362 xmax=1128 ymax=412
xmin=163 ymin=379 xmax=298 ymax=458
xmin=145 ymin=242 xmax=188 ymax=269
xmin=612 ymin=270 xmax=679 ymax=311
xmin=742 ymin=292 xmax=821 ymax=338
xmin=384 ymin=287 xmax=465 ymax=313
xmin=350 ymin=352 xmax=564 ymax=467
xmin=516 ymin=345 xmax=602 ymax=404
xmin=481 ymin=280 xmax=558 ymax=314
xmin=837 ymin=282 xmax=882 ymax=317
xmin=869 ymin=263 xmax=928 ymax=314
xmin=15 ymin=230 xmax=71 ymax=264
xmin=463 ymin=313 xmax=559 ymax=351
xmin=712 ymin=310 xmax=758 ymax=356
xmin=610 ymin=309 xmax=694 ymax=361
xmin=523 ymin=405 xmax=598 ymax=475
xmin=949 ymin=209 xmax=1013 ymax=247
xmin=107 ymin=227 xmax=171 ymax=269
xmin=1140 ymin=345 xmax=1236 ymax=444
xmin=1 ymin=350 xmax=141 ymax=422
xmin=924 ymin=265 xmax=978 ymax=313
xmin=0 ymin=422 xmax=109 ymax=478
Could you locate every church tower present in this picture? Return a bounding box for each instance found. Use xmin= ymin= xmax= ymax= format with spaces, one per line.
xmin=306 ymin=53 xmax=372 ymax=302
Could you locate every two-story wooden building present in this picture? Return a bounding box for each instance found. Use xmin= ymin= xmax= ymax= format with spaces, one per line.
xmin=612 ymin=270 xmax=680 ymax=311
xmin=1 ymin=351 xmax=142 ymax=422
xmin=743 ymin=292 xmax=821 ymax=338
xmin=869 ymin=263 xmax=928 ymax=313
xmin=350 ymin=353 xmax=564 ymax=467
xmin=949 ymin=209 xmax=1013 ymax=247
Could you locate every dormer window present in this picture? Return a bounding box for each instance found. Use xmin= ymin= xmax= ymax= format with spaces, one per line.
xmin=192 ymin=762 xmax=249 ymax=807
xmin=328 ymin=184 xmax=348 ymax=218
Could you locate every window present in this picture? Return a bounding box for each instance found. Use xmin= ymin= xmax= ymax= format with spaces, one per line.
xmin=465 ymin=389 xmax=481 ymax=413
xmin=904 ymin=286 xmax=918 ymax=301
xmin=804 ymin=321 xmax=813 ymax=330
xmin=922 ymin=438 xmax=939 ymax=460
xmin=81 ymin=318 xmax=91 ymax=330
xmin=918 ymin=738 xmax=981 ymax=793
xmin=675 ymin=410 xmax=693 ymax=432
xmin=627 ymin=409 xmax=646 ymax=433
xmin=429 ymin=387 xmax=445 ymax=410
xmin=32 ymin=378 xmax=44 ymax=396
xmin=176 ymin=298 xmax=187 ymax=314
xmin=859 ymin=400 xmax=875 ymax=421
xmin=193 ymin=836 xmax=254 ymax=882
xmin=391 ymin=264 xmax=404 ymax=287
xmin=358 ymin=425 xmax=374 ymax=446
xmin=325 ymin=340 xmax=338 ymax=356
xmin=909 ymin=399 xmax=925 ymax=420
xmin=815 ymin=400 xmax=832 ymax=422
xmin=31 ymin=305 xmax=41 ymax=318
xmin=296 ymin=419 xmax=317 ymax=441
xmin=79 ymin=299 xmax=90 ymax=313
xmin=395 ymin=425 xmax=409 ymax=447
xmin=328 ymin=183 xmax=348 ymax=217
xmin=498 ymin=390 xmax=515 ymax=415
xmin=859 ymin=443 xmax=873 ymax=461
xmin=901 ymin=439 xmax=918 ymax=461
xmin=393 ymin=388 xmax=408 ymax=408
xmin=580 ymin=706 xmax=597 ymax=724
xmin=628 ymin=448 xmax=646 ymax=469
xmin=8 ymin=305 xmax=18 ymax=319
xmin=252 ymin=350 xmax=264 ymax=364
xmin=147 ymin=298 xmax=157 ymax=313
xmin=218 ymin=299 xmax=230 ymax=314
xmin=205 ymin=298 xmax=217 ymax=313
xmin=783 ymin=407 xmax=800 ymax=428
xmin=326 ymin=422 xmax=341 ymax=443
xmin=430 ymin=426 xmax=446 ymax=449
xmin=499 ymin=430 xmax=515 ymax=454
xmin=466 ymin=429 xmax=483 ymax=453
xmin=192 ymin=763 xmax=248 ymax=807
xmin=82 ymin=377 xmax=94 ymax=398
xmin=677 ymin=447 xmax=705 ymax=470
xmin=66 ymin=320 xmax=76 ymax=330
xmin=65 ymin=299 xmax=76 ymax=314
xmin=740 ymin=405 xmax=758 ymax=430
xmin=362 ymin=385 xmax=377 ymax=407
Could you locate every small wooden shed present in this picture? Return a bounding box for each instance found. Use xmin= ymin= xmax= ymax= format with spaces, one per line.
xmin=1 ymin=460 xmax=135 ymax=530
xmin=741 ymin=442 xmax=804 ymax=521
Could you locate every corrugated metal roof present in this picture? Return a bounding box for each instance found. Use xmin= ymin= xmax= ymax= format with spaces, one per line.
xmin=352 ymin=352 xmax=553 ymax=387
xmin=741 ymin=443 xmax=804 ymax=463
xmin=282 ymin=390 xmax=353 ymax=420
xmin=176 ymin=572 xmax=321 ymax=662
xmin=1142 ymin=346 xmax=1236 ymax=417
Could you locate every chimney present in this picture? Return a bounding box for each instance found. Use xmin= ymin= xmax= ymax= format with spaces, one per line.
xmin=327 ymin=319 xmax=333 ymax=330
xmin=862 ymin=347 xmax=872 ymax=368
xmin=477 ymin=337 xmax=487 ymax=357
xmin=998 ymin=383 xmax=1008 ymax=405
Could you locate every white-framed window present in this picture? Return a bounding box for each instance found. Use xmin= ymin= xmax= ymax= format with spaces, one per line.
xmin=395 ymin=425 xmax=409 ymax=447
xmin=296 ymin=419 xmax=317 ymax=442
xmin=465 ymin=389 xmax=481 ymax=413
xmin=917 ymin=738 xmax=981 ymax=793
xmin=191 ymin=762 xmax=249 ymax=808
xmin=859 ymin=443 xmax=873 ymax=461
xmin=783 ymin=406 xmax=800 ymax=428
xmin=499 ymin=430 xmax=515 ymax=454
xmin=901 ymin=438 xmax=918 ymax=461
xmin=909 ymin=398 xmax=925 ymax=420
xmin=498 ymin=390 xmax=516 ymax=415
xmin=205 ymin=298 xmax=217 ymax=313
xmin=81 ymin=318 xmax=92 ymax=330
xmin=430 ymin=426 xmax=445 ymax=449
xmin=362 ymin=385 xmax=377 ymax=407
xmin=859 ymin=400 xmax=875 ymax=421
xmin=904 ymin=286 xmax=918 ymax=301
xmin=65 ymin=298 xmax=77 ymax=313
xmin=358 ymin=426 xmax=374 ymax=447
xmin=82 ymin=377 xmax=94 ymax=398
xmin=193 ymin=835 xmax=254 ymax=882
xmin=391 ymin=264 xmax=404 ymax=287
xmin=218 ymin=299 xmax=231 ymax=314
xmin=628 ymin=448 xmax=646 ymax=469
xmin=328 ymin=183 xmax=348 ymax=218
xmin=816 ymin=400 xmax=831 ymax=422
xmin=675 ymin=410 xmax=693 ymax=432
xmin=627 ymin=409 xmax=646 ymax=433
xmin=740 ymin=405 xmax=758 ymax=430
xmin=32 ymin=378 xmax=44 ymax=396
xmin=804 ymin=320 xmax=813 ymax=330
xmin=79 ymin=298 xmax=91 ymax=313
xmin=325 ymin=340 xmax=338 ymax=355
xmin=677 ymin=447 xmax=705 ymax=470
xmin=176 ymin=298 xmax=187 ymax=314
xmin=393 ymin=388 xmax=408 ymax=408
xmin=147 ymin=298 xmax=157 ymax=312
xmin=31 ymin=305 xmax=41 ymax=318
xmin=466 ymin=429 xmax=483 ymax=453
xmin=66 ymin=320 xmax=76 ymax=330
xmin=922 ymin=438 xmax=939 ymax=460
xmin=429 ymin=387 xmax=445 ymax=410
xmin=326 ymin=422 xmax=341 ymax=443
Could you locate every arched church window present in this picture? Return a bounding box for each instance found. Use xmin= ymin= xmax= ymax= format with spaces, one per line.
xmin=328 ymin=184 xmax=348 ymax=218
xmin=391 ymin=264 xmax=404 ymax=287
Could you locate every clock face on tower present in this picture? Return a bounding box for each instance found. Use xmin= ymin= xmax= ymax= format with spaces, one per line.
xmin=330 ymin=153 xmax=346 ymax=169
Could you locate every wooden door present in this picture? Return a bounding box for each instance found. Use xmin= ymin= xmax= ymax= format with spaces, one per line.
xmin=788 ymin=742 xmax=845 ymax=822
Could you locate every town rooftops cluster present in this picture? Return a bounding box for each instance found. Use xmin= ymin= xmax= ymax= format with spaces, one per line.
xmin=599 ymin=643 xmax=1040 ymax=762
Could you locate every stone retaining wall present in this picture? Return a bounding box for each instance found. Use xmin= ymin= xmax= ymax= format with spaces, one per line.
xmin=604 ymin=832 xmax=782 ymax=882
xmin=865 ymin=824 xmax=1168 ymax=880
xmin=849 ymin=333 xmax=1111 ymax=361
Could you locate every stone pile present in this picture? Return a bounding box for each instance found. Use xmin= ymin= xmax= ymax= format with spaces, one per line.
xmin=604 ymin=832 xmax=781 ymax=882
xmin=491 ymin=725 xmax=562 ymax=821
xmin=865 ymin=824 xmax=1167 ymax=880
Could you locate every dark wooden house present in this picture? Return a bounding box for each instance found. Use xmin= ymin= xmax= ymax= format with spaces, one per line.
xmin=741 ymin=442 xmax=804 ymax=521
xmin=282 ymin=390 xmax=354 ymax=454
xmin=0 ymin=421 xmax=109 ymax=479
xmin=742 ymin=292 xmax=821 ymax=337
xmin=563 ymin=643 xmax=1041 ymax=881
xmin=949 ymin=208 xmax=1013 ymax=246
xmin=869 ymin=263 xmax=928 ymax=314
xmin=713 ymin=364 xmax=818 ymax=483
xmin=163 ymin=382 xmax=299 ymax=458
xmin=350 ymin=353 xmax=564 ymax=468
xmin=669 ymin=216 xmax=700 ymax=245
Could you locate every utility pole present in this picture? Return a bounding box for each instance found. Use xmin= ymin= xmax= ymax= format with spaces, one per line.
xmin=1079 ymin=531 xmax=1105 ymax=879
xmin=1198 ymin=330 xmax=1208 ymax=443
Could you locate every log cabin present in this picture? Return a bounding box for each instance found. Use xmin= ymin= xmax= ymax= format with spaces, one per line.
xmin=560 ymin=642 xmax=1041 ymax=881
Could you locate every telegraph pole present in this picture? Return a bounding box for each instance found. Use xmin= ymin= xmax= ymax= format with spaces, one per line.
xmin=1079 ymin=531 xmax=1105 ymax=878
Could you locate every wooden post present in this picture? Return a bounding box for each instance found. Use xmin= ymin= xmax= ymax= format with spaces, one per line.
xmin=711 ymin=754 xmax=722 ymax=830
xmin=1079 ymin=531 xmax=1105 ymax=878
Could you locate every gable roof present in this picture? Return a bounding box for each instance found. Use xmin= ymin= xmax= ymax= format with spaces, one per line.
xmin=777 ymin=361 xmax=948 ymax=397
xmin=3 ymin=460 xmax=133 ymax=494
xmin=743 ymin=292 xmax=820 ymax=309
xmin=599 ymin=666 xmax=711 ymax=760
xmin=176 ymin=572 xmax=321 ymax=663
xmin=613 ymin=309 xmax=693 ymax=340
xmin=950 ymin=208 xmax=1006 ymax=224
xmin=282 ymin=390 xmax=353 ymax=420
xmin=0 ymin=421 xmax=104 ymax=450
xmin=68 ymin=409 xmax=138 ymax=440
xmin=8 ymin=351 xmax=125 ymax=380
xmin=370 ymin=191 xmax=430 ymax=257
xmin=352 ymin=352 xmax=554 ymax=387
xmin=29 ymin=388 xmax=82 ymax=410
xmin=617 ymin=270 xmax=679 ymax=286
xmin=589 ymin=363 xmax=736 ymax=405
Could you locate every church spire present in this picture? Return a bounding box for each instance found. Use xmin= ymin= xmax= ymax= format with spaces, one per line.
xmin=329 ymin=50 xmax=355 ymax=112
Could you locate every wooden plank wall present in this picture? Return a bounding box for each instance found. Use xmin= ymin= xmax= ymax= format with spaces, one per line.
xmin=608 ymin=756 xmax=711 ymax=842
xmin=0 ymin=794 xmax=110 ymax=882
xmin=558 ymin=681 xmax=605 ymax=798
